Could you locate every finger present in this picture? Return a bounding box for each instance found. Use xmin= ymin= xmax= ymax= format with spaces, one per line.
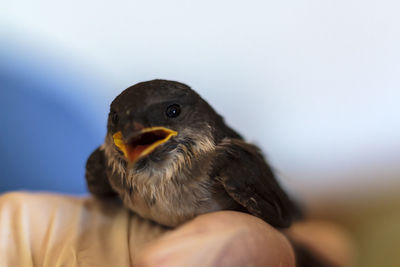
xmin=134 ymin=211 xmax=295 ymax=267
xmin=286 ymin=220 xmax=356 ymax=267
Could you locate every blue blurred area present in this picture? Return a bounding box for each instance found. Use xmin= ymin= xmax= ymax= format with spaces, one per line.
xmin=0 ymin=45 xmax=105 ymax=194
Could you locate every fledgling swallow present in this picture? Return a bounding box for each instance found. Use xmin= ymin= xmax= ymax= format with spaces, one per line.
xmin=85 ymin=79 xmax=300 ymax=228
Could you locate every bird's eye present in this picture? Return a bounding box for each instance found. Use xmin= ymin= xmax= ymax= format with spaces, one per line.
xmin=111 ymin=112 xmax=119 ymax=124
xmin=166 ymin=104 xmax=181 ymax=118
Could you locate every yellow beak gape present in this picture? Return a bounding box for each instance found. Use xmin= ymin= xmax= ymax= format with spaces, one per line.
xmin=112 ymin=127 xmax=178 ymax=163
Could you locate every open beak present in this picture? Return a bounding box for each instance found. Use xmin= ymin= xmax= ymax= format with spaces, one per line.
xmin=112 ymin=127 xmax=178 ymax=163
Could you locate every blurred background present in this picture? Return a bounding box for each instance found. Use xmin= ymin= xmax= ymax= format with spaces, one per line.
xmin=1 ymin=1 xmax=399 ymax=266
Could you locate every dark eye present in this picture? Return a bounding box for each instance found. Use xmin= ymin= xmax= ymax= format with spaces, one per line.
xmin=166 ymin=104 xmax=181 ymax=118
xmin=111 ymin=112 xmax=119 ymax=124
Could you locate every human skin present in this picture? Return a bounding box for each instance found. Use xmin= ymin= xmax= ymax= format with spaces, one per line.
xmin=134 ymin=211 xmax=354 ymax=267
xmin=135 ymin=211 xmax=294 ymax=267
xmin=0 ymin=193 xmax=354 ymax=267
xmin=0 ymin=193 xmax=352 ymax=267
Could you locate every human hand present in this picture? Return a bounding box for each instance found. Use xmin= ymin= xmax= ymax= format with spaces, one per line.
xmin=0 ymin=192 xmax=353 ymax=267
xmin=134 ymin=211 xmax=295 ymax=267
xmin=135 ymin=211 xmax=354 ymax=267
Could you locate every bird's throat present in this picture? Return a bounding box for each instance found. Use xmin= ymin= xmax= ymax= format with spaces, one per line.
xmin=113 ymin=127 xmax=177 ymax=163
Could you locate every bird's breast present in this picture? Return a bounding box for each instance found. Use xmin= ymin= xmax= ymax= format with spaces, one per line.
xmin=122 ymin=171 xmax=222 ymax=227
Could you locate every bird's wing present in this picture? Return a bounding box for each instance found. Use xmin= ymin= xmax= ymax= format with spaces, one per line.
xmin=85 ymin=146 xmax=117 ymax=197
xmin=210 ymin=139 xmax=301 ymax=228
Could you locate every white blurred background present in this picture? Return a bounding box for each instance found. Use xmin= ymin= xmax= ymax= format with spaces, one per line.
xmin=1 ymin=0 xmax=400 ymax=203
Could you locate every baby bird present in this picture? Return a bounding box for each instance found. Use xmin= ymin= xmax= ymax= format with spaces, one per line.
xmin=85 ymin=79 xmax=299 ymax=228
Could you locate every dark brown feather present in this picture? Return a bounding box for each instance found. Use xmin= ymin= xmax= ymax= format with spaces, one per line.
xmin=210 ymin=139 xmax=301 ymax=228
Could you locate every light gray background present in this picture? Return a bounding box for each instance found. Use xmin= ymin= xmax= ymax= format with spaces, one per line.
xmin=2 ymin=0 xmax=399 ymax=202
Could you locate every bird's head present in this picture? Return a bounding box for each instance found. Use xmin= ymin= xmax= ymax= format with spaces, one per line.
xmin=105 ymin=80 xmax=235 ymax=166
